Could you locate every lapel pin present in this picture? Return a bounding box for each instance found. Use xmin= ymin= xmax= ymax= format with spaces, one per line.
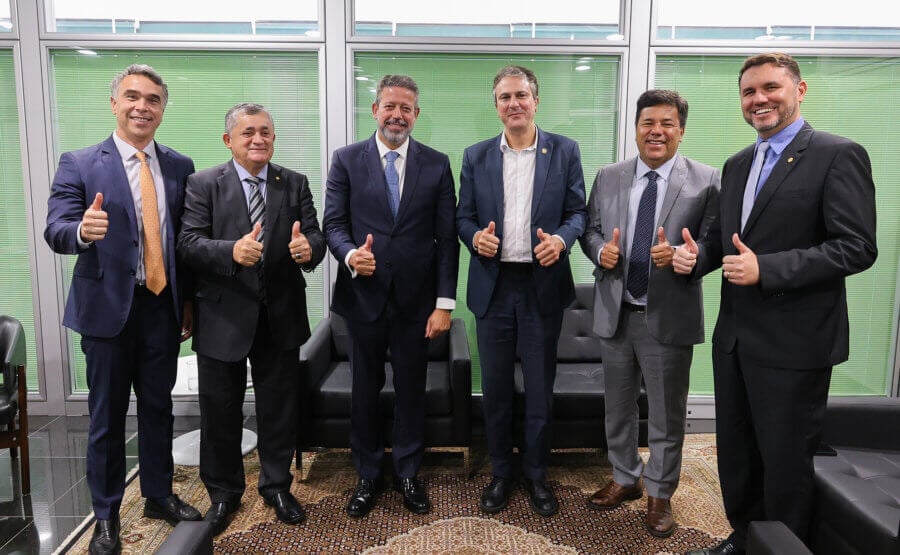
xmin=541 ymin=148 xmax=547 ymax=154
xmin=275 ymin=175 xmax=281 ymax=181
xmin=787 ymin=157 xmax=794 ymax=163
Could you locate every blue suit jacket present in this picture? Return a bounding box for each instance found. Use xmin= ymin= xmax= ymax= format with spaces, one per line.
xmin=44 ymin=135 xmax=195 ymax=338
xmin=456 ymin=128 xmax=587 ymax=317
xmin=324 ymin=135 xmax=459 ymax=323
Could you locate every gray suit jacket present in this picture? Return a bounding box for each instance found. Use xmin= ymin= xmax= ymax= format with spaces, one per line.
xmin=579 ymin=154 xmax=720 ymax=345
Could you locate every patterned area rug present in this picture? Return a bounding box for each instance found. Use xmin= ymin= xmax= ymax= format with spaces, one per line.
xmin=64 ymin=434 xmax=729 ymax=554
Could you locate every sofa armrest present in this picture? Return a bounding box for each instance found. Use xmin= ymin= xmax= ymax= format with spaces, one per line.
xmin=448 ymin=318 xmax=472 ymax=445
xmin=156 ymin=521 xmax=213 ymax=555
xmin=822 ymin=397 xmax=900 ymax=451
xmin=748 ymin=521 xmax=812 ymax=555
xmin=299 ymin=318 xmax=333 ymax=394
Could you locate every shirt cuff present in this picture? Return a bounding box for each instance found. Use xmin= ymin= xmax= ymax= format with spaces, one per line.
xmin=76 ymin=223 xmax=92 ymax=250
xmin=436 ymin=297 xmax=455 ymax=311
xmin=553 ymin=234 xmax=566 ymax=251
xmin=344 ymin=249 xmax=358 ymax=279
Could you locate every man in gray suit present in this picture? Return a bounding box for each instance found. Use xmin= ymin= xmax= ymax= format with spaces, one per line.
xmin=580 ymin=90 xmax=719 ymax=537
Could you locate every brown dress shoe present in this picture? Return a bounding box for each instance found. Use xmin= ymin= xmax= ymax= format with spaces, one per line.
xmin=587 ymin=479 xmax=643 ymax=510
xmin=646 ymin=496 xmax=675 ymax=537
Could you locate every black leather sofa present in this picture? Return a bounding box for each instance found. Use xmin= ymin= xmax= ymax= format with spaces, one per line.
xmin=296 ymin=315 xmax=472 ymax=473
xmin=812 ymin=397 xmax=900 ymax=554
xmin=513 ymin=283 xmax=648 ymax=449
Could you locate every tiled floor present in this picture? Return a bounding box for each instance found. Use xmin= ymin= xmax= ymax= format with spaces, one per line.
xmin=0 ymin=414 xmax=219 ymax=554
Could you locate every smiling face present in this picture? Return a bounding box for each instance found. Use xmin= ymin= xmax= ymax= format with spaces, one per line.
xmin=494 ymin=76 xmax=539 ymax=136
xmin=373 ymin=86 xmax=419 ymax=148
xmin=111 ymin=74 xmax=164 ymax=150
xmin=635 ymin=104 xmax=684 ymax=169
xmin=740 ymin=62 xmax=806 ymax=139
xmin=224 ymin=111 xmax=275 ymax=175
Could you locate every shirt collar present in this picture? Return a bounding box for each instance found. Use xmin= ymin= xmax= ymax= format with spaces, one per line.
xmin=232 ymin=159 xmax=268 ymax=183
xmin=499 ymin=127 xmax=539 ymax=153
xmin=376 ymin=135 xmax=410 ymax=160
xmin=636 ymin=153 xmax=678 ymax=182
xmin=112 ymin=132 xmax=157 ymax=162
xmin=758 ymin=117 xmax=805 ymax=157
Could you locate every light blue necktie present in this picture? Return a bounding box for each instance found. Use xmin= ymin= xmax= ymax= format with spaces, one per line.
xmin=385 ymin=150 xmax=400 ymax=217
xmin=740 ymin=141 xmax=769 ymax=231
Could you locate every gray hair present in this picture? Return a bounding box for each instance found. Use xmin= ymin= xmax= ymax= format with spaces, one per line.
xmin=224 ymin=103 xmax=273 ymax=134
xmin=492 ymin=65 xmax=539 ymax=104
xmin=374 ymin=75 xmax=420 ymax=108
xmin=110 ymin=64 xmax=168 ymax=107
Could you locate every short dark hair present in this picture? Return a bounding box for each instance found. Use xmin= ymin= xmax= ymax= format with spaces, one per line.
xmin=739 ymin=52 xmax=802 ymax=85
xmin=110 ymin=64 xmax=168 ymax=106
xmin=375 ymin=75 xmax=419 ymax=108
xmin=225 ymin=102 xmax=273 ymax=134
xmin=492 ymin=65 xmax=539 ymax=104
xmin=635 ymin=89 xmax=689 ymax=128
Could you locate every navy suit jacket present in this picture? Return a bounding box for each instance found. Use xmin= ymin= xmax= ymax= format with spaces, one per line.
xmin=44 ymin=135 xmax=195 ymax=338
xmin=323 ymin=135 xmax=459 ymax=323
xmin=177 ymin=161 xmax=326 ymax=361
xmin=696 ymin=122 xmax=877 ymax=368
xmin=456 ymin=128 xmax=587 ymax=317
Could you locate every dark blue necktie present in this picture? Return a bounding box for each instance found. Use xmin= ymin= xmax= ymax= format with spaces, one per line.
xmin=385 ymin=150 xmax=400 ymax=216
xmin=626 ymin=170 xmax=658 ymax=299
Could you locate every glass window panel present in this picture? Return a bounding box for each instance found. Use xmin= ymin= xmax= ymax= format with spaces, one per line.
xmin=45 ymin=0 xmax=319 ymax=36
xmin=0 ymin=50 xmax=38 ymax=392
xmin=0 ymin=1 xmax=10 ymax=33
xmin=655 ymin=55 xmax=900 ymax=396
xmin=354 ymin=52 xmax=619 ymax=389
xmin=656 ymin=0 xmax=900 ymax=42
xmin=50 ymin=49 xmax=322 ymax=391
xmin=354 ymin=1 xmax=621 ymax=40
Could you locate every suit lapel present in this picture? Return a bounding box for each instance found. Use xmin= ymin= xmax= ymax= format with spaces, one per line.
xmin=659 ymin=154 xmax=687 ymax=227
xmin=396 ymin=138 xmax=420 ymax=224
xmin=531 ymin=129 xmax=551 ymax=219
xmin=100 ymin=136 xmax=139 ymax=238
xmin=364 ymin=135 xmax=396 ymax=222
xmin=486 ymin=135 xmax=505 ymax=234
xmin=220 ymin=162 xmax=252 ymax=237
xmin=265 ymin=163 xmax=286 ymax=245
xmin=725 ymin=147 xmax=754 ymax=237
xmin=616 ymin=163 xmax=634 ymax=238
xmin=155 ymin=143 xmax=180 ymax=249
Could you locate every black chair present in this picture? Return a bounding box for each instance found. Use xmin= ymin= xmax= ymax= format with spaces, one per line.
xmin=513 ymin=283 xmax=648 ymax=449
xmin=0 ymin=315 xmax=30 ymax=495
xmin=297 ymin=315 xmax=472 ymax=475
xmin=747 ymin=521 xmax=812 ymax=555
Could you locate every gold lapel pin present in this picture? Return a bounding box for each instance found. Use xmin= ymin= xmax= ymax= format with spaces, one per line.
xmin=541 ymin=148 xmax=548 ymax=154
xmin=787 ymin=157 xmax=794 ymax=163
xmin=275 ymin=175 xmax=281 ymax=181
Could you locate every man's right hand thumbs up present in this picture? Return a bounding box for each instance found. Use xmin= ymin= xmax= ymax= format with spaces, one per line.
xmin=350 ymin=233 xmax=376 ymax=276
xmin=80 ymin=192 xmax=108 ymax=242
xmin=475 ymin=220 xmax=500 ymax=258
xmin=233 ymin=222 xmax=264 ymax=266
xmin=599 ymin=227 xmax=620 ymax=269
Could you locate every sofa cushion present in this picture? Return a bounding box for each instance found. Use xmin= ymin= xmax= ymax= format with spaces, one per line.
xmin=312 ymin=361 xmax=452 ymax=418
xmin=814 ymin=447 xmax=900 ymax=554
xmin=512 ymin=362 xmax=605 ymax=419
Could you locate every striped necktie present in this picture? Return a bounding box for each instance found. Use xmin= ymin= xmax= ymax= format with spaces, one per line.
xmin=246 ymin=175 xmax=265 ymax=244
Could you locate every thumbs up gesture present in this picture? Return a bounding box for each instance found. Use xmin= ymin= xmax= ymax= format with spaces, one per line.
xmin=649 ymin=226 xmax=674 ymax=268
xmin=288 ymin=220 xmax=311 ymax=265
xmin=350 ymin=233 xmax=376 ymax=276
xmin=534 ymin=227 xmax=565 ymax=267
xmin=722 ymin=233 xmax=759 ymax=285
xmin=673 ymin=228 xmax=699 ymax=275
xmin=475 ymin=221 xmax=500 ymax=258
xmin=233 ymin=222 xmax=263 ymax=266
xmin=599 ymin=227 xmax=621 ymax=269
xmin=80 ymin=192 xmax=108 ymax=242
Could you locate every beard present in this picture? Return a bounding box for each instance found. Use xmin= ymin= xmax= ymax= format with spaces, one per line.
xmin=380 ymin=119 xmax=412 ymax=146
xmin=747 ymin=102 xmax=796 ymax=134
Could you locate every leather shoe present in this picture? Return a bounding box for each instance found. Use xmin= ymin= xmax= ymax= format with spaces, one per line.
xmin=346 ymin=477 xmax=382 ymax=518
xmin=646 ymin=496 xmax=676 ymax=537
xmin=264 ymin=491 xmax=306 ymax=525
xmin=394 ymin=476 xmax=430 ymax=514
xmin=88 ymin=518 xmax=120 ymax=555
xmin=523 ymin=479 xmax=559 ymax=517
xmin=203 ymin=501 xmax=239 ymax=536
xmin=685 ymin=536 xmax=744 ymax=555
xmin=143 ymin=494 xmax=202 ymax=526
xmin=587 ymin=479 xmax=643 ymax=510
xmin=479 ymin=476 xmax=513 ymax=513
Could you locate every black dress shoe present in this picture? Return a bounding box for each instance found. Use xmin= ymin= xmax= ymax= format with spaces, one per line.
xmin=203 ymin=501 xmax=239 ymax=536
xmin=523 ymin=479 xmax=559 ymax=517
xmin=144 ymin=494 xmax=202 ymax=526
xmin=686 ymin=536 xmax=744 ymax=555
xmin=480 ymin=477 xmax=513 ymax=514
xmin=394 ymin=476 xmax=430 ymax=514
xmin=89 ymin=518 xmax=120 ymax=555
xmin=346 ymin=477 xmax=382 ymax=518
xmin=264 ymin=491 xmax=306 ymax=525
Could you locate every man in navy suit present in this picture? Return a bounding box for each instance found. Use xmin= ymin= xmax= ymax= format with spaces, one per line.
xmin=679 ymin=53 xmax=877 ymax=555
xmin=456 ymin=65 xmax=587 ymax=517
xmin=323 ymin=75 xmax=459 ymax=517
xmin=44 ymin=64 xmax=201 ymax=555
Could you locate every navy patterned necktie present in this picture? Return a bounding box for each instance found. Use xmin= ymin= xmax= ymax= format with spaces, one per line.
xmin=626 ymin=170 xmax=658 ymax=299
xmin=246 ymin=175 xmax=265 ymax=244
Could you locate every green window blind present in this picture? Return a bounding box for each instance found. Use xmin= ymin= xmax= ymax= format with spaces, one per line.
xmin=0 ymin=50 xmax=38 ymax=392
xmin=353 ymin=52 xmax=619 ymax=391
xmin=51 ymin=49 xmax=322 ymax=392
xmin=656 ymin=55 xmax=899 ymax=395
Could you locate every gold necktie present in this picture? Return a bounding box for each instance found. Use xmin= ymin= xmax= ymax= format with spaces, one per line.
xmin=135 ymin=151 xmax=166 ymax=295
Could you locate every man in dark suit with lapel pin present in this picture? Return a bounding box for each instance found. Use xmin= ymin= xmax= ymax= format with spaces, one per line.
xmin=323 ymin=75 xmax=458 ymax=518
xmin=178 ymin=103 xmax=325 ymax=535
xmin=456 ymin=65 xmax=587 ymax=517
xmin=678 ymin=53 xmax=877 ymax=555
xmin=580 ymin=90 xmax=719 ymax=537
xmin=45 ymin=64 xmax=201 ymax=554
